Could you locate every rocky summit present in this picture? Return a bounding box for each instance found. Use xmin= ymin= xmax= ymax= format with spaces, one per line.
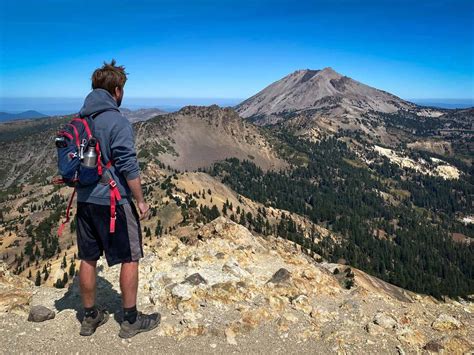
xmin=0 ymin=217 xmax=472 ymax=354
xmin=236 ymin=67 xmax=416 ymax=123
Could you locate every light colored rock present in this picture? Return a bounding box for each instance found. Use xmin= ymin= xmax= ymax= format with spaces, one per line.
xmin=0 ymin=262 xmax=33 ymax=315
xmin=291 ymin=295 xmax=312 ymax=314
xmin=225 ymin=327 xmax=237 ymax=345
xmin=2 ymin=217 xmax=470 ymax=353
xmin=431 ymin=314 xmax=463 ymax=331
xmin=396 ymin=327 xmax=425 ymax=347
xmin=374 ymin=311 xmax=397 ymax=330
xmin=222 ymin=258 xmax=250 ymax=278
xmin=365 ymin=322 xmax=384 ymax=336
xmin=171 ymin=284 xmax=193 ymax=301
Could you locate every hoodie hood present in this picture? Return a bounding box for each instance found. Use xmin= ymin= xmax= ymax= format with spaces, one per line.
xmin=79 ymin=89 xmax=120 ymax=117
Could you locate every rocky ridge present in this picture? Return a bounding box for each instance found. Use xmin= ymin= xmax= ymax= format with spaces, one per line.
xmin=1 ymin=218 xmax=472 ymax=354
xmin=134 ymin=105 xmax=287 ymax=172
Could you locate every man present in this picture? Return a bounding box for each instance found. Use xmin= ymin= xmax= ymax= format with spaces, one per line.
xmin=75 ymin=60 xmax=159 ymax=338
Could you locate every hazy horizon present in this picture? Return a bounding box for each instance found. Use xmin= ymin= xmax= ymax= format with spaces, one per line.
xmin=0 ymin=97 xmax=244 ymax=116
xmin=1 ymin=96 xmax=473 ymax=117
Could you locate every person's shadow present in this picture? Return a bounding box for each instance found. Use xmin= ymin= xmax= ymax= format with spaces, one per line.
xmin=54 ymin=265 xmax=123 ymax=323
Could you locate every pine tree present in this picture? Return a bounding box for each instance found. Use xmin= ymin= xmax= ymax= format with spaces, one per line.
xmin=35 ymin=271 xmax=41 ymax=286
xmin=69 ymin=262 xmax=75 ymax=277
xmin=62 ymin=272 xmax=68 ymax=285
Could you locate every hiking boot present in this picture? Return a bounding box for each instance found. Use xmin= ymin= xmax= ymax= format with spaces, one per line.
xmin=118 ymin=312 xmax=161 ymax=339
xmin=79 ymin=308 xmax=109 ymax=336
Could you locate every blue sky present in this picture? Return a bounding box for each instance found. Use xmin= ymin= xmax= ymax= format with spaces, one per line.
xmin=0 ymin=0 xmax=473 ymax=102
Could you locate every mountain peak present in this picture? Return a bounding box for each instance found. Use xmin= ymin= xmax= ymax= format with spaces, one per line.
xmin=291 ymin=67 xmax=339 ymax=77
xmin=236 ymin=67 xmax=413 ymax=120
xmin=320 ymin=66 xmax=337 ymax=74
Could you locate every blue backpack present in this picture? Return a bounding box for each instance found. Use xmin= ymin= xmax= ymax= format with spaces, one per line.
xmin=54 ymin=115 xmax=121 ymax=236
xmin=55 ymin=116 xmax=102 ymax=186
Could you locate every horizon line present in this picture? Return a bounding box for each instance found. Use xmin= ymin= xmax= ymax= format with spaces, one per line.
xmin=1 ymin=96 xmax=473 ymax=101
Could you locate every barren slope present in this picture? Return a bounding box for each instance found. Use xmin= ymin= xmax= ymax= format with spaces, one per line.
xmin=135 ymin=105 xmax=287 ymax=172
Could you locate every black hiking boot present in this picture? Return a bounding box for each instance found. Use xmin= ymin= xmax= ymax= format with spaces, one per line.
xmin=79 ymin=308 xmax=109 ymax=336
xmin=118 ymin=312 xmax=161 ymax=339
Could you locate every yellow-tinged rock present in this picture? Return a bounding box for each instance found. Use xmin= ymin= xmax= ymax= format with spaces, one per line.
xmin=0 ymin=262 xmax=33 ymax=315
xmin=431 ymin=314 xmax=463 ymax=331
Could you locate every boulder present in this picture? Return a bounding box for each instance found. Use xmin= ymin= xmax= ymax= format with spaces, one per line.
xmin=27 ymin=305 xmax=55 ymax=322
xmin=423 ymin=340 xmax=444 ymax=353
xmin=268 ymin=268 xmax=291 ymax=284
xmin=182 ymin=273 xmax=207 ymax=286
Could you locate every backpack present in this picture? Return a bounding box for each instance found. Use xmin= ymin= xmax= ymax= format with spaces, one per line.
xmin=54 ymin=115 xmax=122 ymax=236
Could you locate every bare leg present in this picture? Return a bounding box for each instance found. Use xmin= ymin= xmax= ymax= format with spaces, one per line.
xmin=79 ymin=260 xmax=97 ymax=308
xmin=120 ymin=261 xmax=139 ymax=308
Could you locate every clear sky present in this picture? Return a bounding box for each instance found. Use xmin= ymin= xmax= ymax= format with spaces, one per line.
xmin=0 ymin=0 xmax=473 ymax=101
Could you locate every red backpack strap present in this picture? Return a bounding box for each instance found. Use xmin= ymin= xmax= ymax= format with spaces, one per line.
xmin=108 ymin=180 xmax=122 ymax=233
xmin=71 ymin=117 xmax=92 ymax=138
xmin=66 ymin=123 xmax=80 ymax=147
xmin=102 ymin=160 xmax=119 ymax=233
xmin=58 ymin=187 xmax=76 ymax=237
xmin=95 ymin=142 xmax=103 ymax=176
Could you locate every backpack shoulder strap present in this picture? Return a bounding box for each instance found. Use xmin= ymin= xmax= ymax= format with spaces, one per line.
xmin=71 ymin=117 xmax=92 ymax=139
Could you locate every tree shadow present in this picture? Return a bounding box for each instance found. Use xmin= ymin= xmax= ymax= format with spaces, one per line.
xmin=54 ymin=265 xmax=123 ymax=324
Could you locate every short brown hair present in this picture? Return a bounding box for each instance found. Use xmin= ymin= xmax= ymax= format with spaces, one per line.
xmin=91 ymin=59 xmax=128 ymax=96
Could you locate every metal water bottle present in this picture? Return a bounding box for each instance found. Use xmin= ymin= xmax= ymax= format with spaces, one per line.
xmin=82 ymin=138 xmax=98 ymax=167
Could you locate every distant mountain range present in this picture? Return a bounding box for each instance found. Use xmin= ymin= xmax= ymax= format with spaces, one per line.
xmin=0 ymin=110 xmax=48 ymax=121
xmin=411 ymin=99 xmax=474 ymax=109
xmin=0 ymin=107 xmax=168 ymax=123
xmin=120 ymin=107 xmax=167 ymax=122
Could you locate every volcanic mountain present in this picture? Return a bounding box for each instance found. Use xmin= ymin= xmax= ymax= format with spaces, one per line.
xmin=236 ymin=67 xmax=417 ymax=125
xmin=235 ymin=67 xmax=465 ymax=150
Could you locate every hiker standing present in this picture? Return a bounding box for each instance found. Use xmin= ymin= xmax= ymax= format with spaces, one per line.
xmin=72 ymin=60 xmax=159 ymax=338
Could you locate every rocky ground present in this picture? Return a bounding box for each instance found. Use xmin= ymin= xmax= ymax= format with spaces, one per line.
xmin=1 ymin=217 xmax=472 ymax=354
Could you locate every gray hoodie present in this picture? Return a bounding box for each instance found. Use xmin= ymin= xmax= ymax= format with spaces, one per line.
xmin=76 ymin=89 xmax=140 ymax=205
